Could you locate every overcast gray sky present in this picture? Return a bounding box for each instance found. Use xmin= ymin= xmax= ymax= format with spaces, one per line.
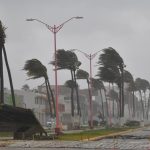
xmin=1 ymin=0 xmax=150 ymax=89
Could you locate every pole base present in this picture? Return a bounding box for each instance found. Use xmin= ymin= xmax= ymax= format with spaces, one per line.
xmin=55 ymin=127 xmax=62 ymax=135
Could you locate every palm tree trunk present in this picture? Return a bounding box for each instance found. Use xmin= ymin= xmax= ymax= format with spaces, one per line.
xmin=119 ymin=85 xmax=122 ymax=118
xmin=99 ymin=89 xmax=104 ymax=121
xmin=121 ymin=70 xmax=124 ymax=117
xmin=127 ymin=93 xmax=131 ymax=119
xmin=146 ymin=93 xmax=150 ymax=119
xmin=132 ymin=91 xmax=135 ymax=118
xmin=112 ymin=99 xmax=115 ymax=117
xmin=73 ymin=70 xmax=80 ymax=116
xmin=112 ymin=84 xmax=115 ymax=118
xmin=71 ymin=88 xmax=74 ymax=116
xmin=104 ymin=89 xmax=109 ymax=119
xmin=70 ymin=70 xmax=74 ymax=116
xmin=116 ymin=98 xmax=120 ymax=118
xmin=139 ymin=91 xmax=144 ymax=119
xmin=2 ymin=45 xmax=16 ymax=107
xmin=45 ymin=79 xmax=52 ymax=117
xmin=87 ymin=79 xmax=92 ymax=127
xmin=108 ymin=82 xmax=112 ymax=125
xmin=0 ymin=47 xmax=4 ymax=104
xmin=46 ymin=79 xmax=56 ymax=117
xmin=144 ymin=92 xmax=147 ymax=120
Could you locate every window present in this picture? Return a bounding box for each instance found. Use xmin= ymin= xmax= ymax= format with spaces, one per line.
xmin=35 ymin=97 xmax=45 ymax=105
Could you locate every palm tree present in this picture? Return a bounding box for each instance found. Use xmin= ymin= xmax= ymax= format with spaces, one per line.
xmin=97 ymin=47 xmax=125 ymax=117
xmin=23 ymin=59 xmax=55 ymax=117
xmin=0 ymin=21 xmax=16 ymax=106
xmin=135 ymin=78 xmax=147 ymax=119
xmin=51 ymin=49 xmax=81 ymax=115
xmin=108 ymin=89 xmax=118 ymax=117
xmin=140 ymin=79 xmax=150 ymax=120
xmin=64 ymin=80 xmax=76 ymax=116
xmin=76 ymin=69 xmax=93 ymax=126
xmin=146 ymin=85 xmax=150 ymax=119
xmin=127 ymin=81 xmax=136 ymax=118
xmin=76 ymin=69 xmax=91 ymax=102
xmin=91 ymin=78 xmax=106 ymax=121
xmin=123 ymin=70 xmax=134 ymax=118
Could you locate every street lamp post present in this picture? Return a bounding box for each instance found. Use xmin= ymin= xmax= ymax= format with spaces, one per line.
xmin=71 ymin=49 xmax=102 ymax=128
xmin=26 ymin=17 xmax=83 ymax=133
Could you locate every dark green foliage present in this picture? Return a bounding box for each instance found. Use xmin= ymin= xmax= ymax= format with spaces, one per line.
xmin=108 ymin=89 xmax=118 ymax=100
xmin=123 ymin=70 xmax=134 ymax=83
xmin=23 ymin=59 xmax=55 ymax=117
xmin=97 ymin=66 xmax=120 ymax=84
xmin=0 ymin=21 xmax=6 ymax=46
xmin=91 ymin=78 xmax=105 ymax=90
xmin=76 ymin=69 xmax=89 ymax=80
xmin=97 ymin=47 xmax=125 ymax=117
xmin=98 ymin=47 xmax=124 ymax=69
xmin=23 ymin=59 xmax=48 ymax=79
xmin=65 ymin=80 xmax=77 ymax=89
xmin=124 ymin=120 xmax=140 ymax=127
xmin=51 ymin=49 xmax=81 ymax=71
xmin=51 ymin=49 xmax=81 ymax=116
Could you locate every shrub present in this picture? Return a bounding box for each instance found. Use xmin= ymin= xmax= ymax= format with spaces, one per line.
xmin=124 ymin=120 xmax=140 ymax=127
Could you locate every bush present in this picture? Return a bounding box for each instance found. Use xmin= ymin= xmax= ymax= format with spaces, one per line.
xmin=88 ymin=120 xmax=99 ymax=126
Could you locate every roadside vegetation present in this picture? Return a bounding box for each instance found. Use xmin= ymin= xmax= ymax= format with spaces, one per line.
xmin=58 ymin=127 xmax=136 ymax=141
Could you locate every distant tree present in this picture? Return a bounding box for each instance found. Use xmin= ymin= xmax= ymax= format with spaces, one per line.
xmin=22 ymin=84 xmax=30 ymax=91
xmin=64 ymin=80 xmax=76 ymax=116
xmin=123 ymin=70 xmax=134 ymax=118
xmin=108 ymin=89 xmax=118 ymax=117
xmin=76 ymin=69 xmax=93 ymax=126
xmin=134 ymin=78 xmax=150 ymax=119
xmin=91 ymin=78 xmax=106 ymax=121
xmin=127 ymin=80 xmax=136 ymax=118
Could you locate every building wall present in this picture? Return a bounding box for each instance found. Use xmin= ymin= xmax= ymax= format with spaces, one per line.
xmin=4 ymin=88 xmax=47 ymax=126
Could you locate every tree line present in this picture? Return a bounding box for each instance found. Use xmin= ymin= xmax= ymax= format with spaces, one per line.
xmin=23 ymin=48 xmax=150 ymax=124
xmin=1 ymin=20 xmax=150 ymax=126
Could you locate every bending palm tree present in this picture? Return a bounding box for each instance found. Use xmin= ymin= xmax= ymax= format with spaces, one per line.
xmin=97 ymin=47 xmax=125 ymax=117
xmin=23 ymin=59 xmax=55 ymax=117
xmin=51 ymin=49 xmax=81 ymax=115
xmin=0 ymin=21 xmax=16 ymax=106
xmin=65 ymin=80 xmax=76 ymax=116
xmin=91 ymin=78 xmax=106 ymax=121
xmin=135 ymin=78 xmax=145 ymax=119
xmin=76 ymin=69 xmax=93 ymax=126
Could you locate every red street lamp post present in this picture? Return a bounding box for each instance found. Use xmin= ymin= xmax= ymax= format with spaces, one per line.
xmin=26 ymin=17 xmax=83 ymax=133
xmin=71 ymin=49 xmax=102 ymax=128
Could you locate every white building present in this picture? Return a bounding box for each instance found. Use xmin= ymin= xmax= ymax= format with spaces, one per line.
xmin=4 ymin=88 xmax=47 ymax=126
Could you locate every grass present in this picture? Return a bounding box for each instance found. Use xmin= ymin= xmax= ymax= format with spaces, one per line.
xmin=0 ymin=132 xmax=13 ymax=137
xmin=58 ymin=127 xmax=133 ymax=141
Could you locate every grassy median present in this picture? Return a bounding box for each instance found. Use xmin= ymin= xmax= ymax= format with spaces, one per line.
xmin=58 ymin=127 xmax=134 ymax=141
